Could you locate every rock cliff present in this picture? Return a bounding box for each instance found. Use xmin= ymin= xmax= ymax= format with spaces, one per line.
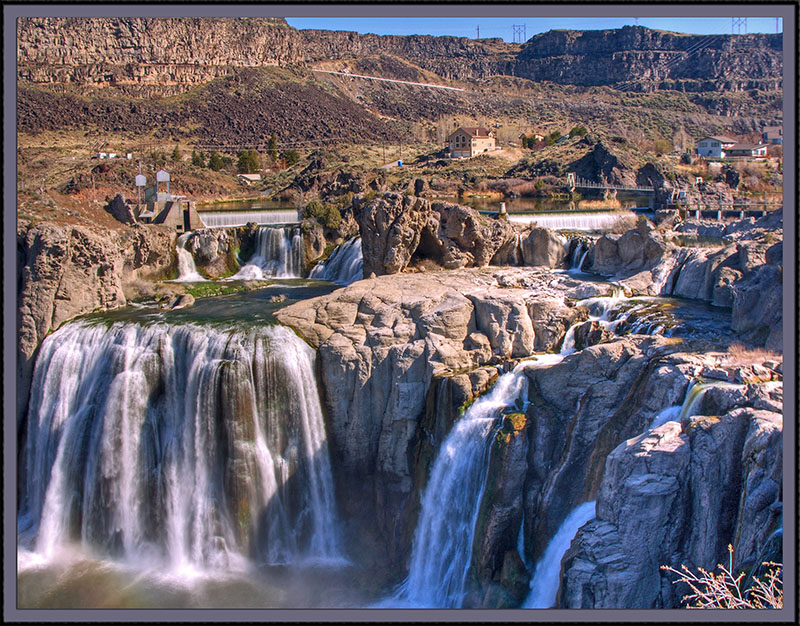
xmin=16 ymin=221 xmax=176 ymax=425
xmin=18 ymin=19 xmax=781 ymax=92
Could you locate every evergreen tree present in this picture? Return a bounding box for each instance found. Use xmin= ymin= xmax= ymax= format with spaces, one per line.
xmin=267 ymin=134 xmax=278 ymax=160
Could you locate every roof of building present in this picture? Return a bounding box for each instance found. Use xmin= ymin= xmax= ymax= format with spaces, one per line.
xmin=450 ymin=126 xmax=493 ymax=138
xmin=762 ymin=127 xmax=782 ymax=137
xmin=238 ymin=173 xmax=262 ymax=181
xmin=700 ymin=135 xmax=737 ymax=144
xmin=728 ymin=143 xmax=765 ymax=151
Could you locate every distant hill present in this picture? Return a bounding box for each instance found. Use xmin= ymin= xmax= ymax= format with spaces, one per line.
xmin=16 ymin=18 xmax=783 ymax=144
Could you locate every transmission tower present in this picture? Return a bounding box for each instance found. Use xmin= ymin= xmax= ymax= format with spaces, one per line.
xmin=634 ymin=17 xmax=639 ymax=26
xmin=476 ymin=25 xmax=480 ymax=39
xmin=512 ymin=24 xmax=526 ymax=44
xmin=731 ymin=17 xmax=747 ymax=35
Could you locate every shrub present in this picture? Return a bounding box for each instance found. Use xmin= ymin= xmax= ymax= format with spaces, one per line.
xmin=191 ymin=150 xmax=206 ymax=167
xmin=661 ymin=546 xmax=782 ymax=609
xmin=283 ymin=149 xmax=300 ymax=167
xmin=304 ymin=200 xmax=341 ymax=229
xmin=267 ymin=133 xmax=278 ymax=160
xmin=208 ymin=151 xmax=224 ymax=172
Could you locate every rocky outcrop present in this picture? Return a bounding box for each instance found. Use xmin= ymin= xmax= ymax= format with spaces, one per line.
xmin=559 ymin=397 xmax=782 ymax=608
xmin=16 ymin=221 xmax=176 ymax=424
xmin=585 ymin=214 xmax=783 ymax=349
xmin=355 ymin=193 xmax=432 ymax=276
xmin=568 ymin=141 xmax=635 ymax=186
xmin=18 ymin=19 xmax=781 ymax=92
xmin=355 ymin=193 xmax=521 ymax=276
xmin=422 ymin=201 xmax=517 ymax=270
xmin=520 ymin=227 xmax=567 ymax=268
xmin=515 ymin=27 xmax=781 ymax=89
xmin=274 ymin=268 xmax=616 ymax=565
xmin=104 ymin=193 xmax=137 ymax=225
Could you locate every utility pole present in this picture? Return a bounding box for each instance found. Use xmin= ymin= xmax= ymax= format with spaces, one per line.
xmin=476 ymin=25 xmax=479 ymax=39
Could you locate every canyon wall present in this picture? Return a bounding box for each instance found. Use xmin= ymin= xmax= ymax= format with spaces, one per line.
xmin=17 ymin=18 xmax=782 ymax=91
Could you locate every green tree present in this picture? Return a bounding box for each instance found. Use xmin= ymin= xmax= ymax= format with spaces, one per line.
xmin=267 ymin=133 xmax=278 ymax=160
xmin=191 ymin=150 xmax=206 ymax=167
xmin=283 ymin=149 xmax=300 ymax=167
xmin=237 ymin=149 xmax=261 ymax=174
xmin=548 ymin=130 xmax=562 ymax=142
xmin=171 ymin=145 xmax=183 ymax=162
xmin=304 ymin=200 xmax=341 ymax=229
xmin=569 ymin=125 xmax=588 ymax=138
xmin=208 ymin=151 xmax=224 ymax=171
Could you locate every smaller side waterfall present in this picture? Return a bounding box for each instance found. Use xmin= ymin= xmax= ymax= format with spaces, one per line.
xmin=232 ymin=227 xmax=304 ymax=280
xmin=173 ymin=233 xmax=207 ymax=282
xmin=523 ymin=501 xmax=597 ymax=608
xmin=308 ymin=238 xmax=363 ymax=285
xmin=393 ymin=354 xmax=564 ymax=608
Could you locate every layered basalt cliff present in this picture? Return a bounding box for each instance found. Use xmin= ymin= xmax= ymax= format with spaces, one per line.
xmin=515 ymin=27 xmax=782 ymax=90
xmin=17 ymin=18 xmax=782 ymax=92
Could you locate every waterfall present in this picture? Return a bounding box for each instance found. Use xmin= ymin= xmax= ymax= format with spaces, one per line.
xmin=231 ymin=227 xmax=304 ymax=280
xmin=561 ymin=292 xmax=670 ymax=355
xmin=18 ymin=321 xmax=342 ymax=571
xmin=393 ymin=354 xmax=564 ymax=608
xmin=523 ymin=501 xmax=597 ymax=608
xmin=308 ymin=238 xmax=364 ymax=285
xmin=173 ymin=233 xmax=207 ymax=282
xmin=198 ymin=209 xmax=301 ymax=228
xmin=508 ymin=211 xmax=636 ymax=231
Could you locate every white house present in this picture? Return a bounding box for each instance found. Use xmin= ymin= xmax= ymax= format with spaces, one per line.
xmin=696 ymin=136 xmax=736 ymax=158
xmin=726 ymin=143 xmax=768 ymax=158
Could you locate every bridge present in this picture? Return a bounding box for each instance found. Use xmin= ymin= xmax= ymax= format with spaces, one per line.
xmin=566 ymin=173 xmax=655 ymax=194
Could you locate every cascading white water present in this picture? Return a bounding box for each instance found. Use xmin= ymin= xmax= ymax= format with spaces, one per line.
xmin=308 ymin=238 xmax=364 ymax=285
xmin=508 ymin=211 xmax=637 ymax=231
xmin=231 ymin=227 xmax=304 ymax=280
xmin=173 ymin=232 xmax=207 ymax=282
xmin=560 ymin=292 xmax=666 ymax=355
xmin=18 ymin=321 xmax=342 ymax=571
xmin=392 ymin=355 xmax=564 ymax=608
xmin=523 ymin=501 xmax=596 ymax=608
xmin=198 ymin=209 xmax=301 ymax=228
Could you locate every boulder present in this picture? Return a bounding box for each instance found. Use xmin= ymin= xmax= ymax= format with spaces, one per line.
xmin=520 ymin=227 xmax=567 ymax=268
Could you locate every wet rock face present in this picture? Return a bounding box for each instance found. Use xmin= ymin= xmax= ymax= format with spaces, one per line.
xmin=586 ymin=213 xmax=783 ymax=349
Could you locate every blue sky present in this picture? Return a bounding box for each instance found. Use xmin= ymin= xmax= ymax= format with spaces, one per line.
xmin=285 ymin=17 xmax=782 ymax=42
